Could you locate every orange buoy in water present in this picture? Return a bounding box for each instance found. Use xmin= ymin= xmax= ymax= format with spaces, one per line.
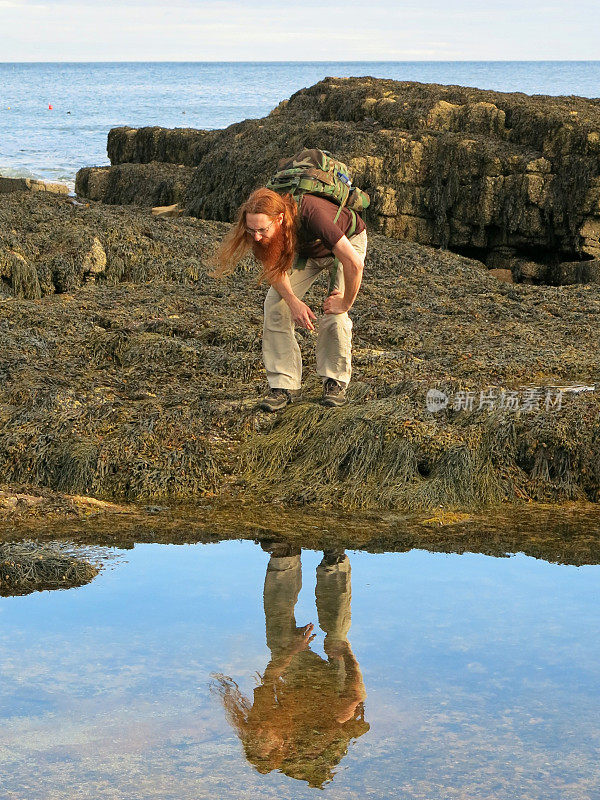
xmin=48 ymin=104 xmax=53 ymax=110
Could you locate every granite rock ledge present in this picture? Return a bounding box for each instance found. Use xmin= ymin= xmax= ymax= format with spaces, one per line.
xmin=75 ymin=77 xmax=600 ymax=283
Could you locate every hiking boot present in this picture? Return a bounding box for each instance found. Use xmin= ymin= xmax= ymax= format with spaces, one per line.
xmin=322 ymin=378 xmax=347 ymax=407
xmin=259 ymin=387 xmax=299 ymax=412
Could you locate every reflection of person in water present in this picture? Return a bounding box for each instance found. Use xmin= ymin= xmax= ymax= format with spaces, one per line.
xmin=212 ymin=544 xmax=369 ymax=788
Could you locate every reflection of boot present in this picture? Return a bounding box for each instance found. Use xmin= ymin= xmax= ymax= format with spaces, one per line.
xmin=321 ymin=549 xmax=347 ymax=567
xmin=260 ymin=540 xmax=301 ymax=558
xmin=264 ymin=553 xmax=302 ymax=653
xmin=316 ymin=552 xmax=367 ymax=720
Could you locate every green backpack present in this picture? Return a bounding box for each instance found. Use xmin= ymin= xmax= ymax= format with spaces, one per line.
xmin=266 ymin=148 xmax=370 ymax=238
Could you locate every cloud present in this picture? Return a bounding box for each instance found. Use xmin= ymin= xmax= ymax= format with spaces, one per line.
xmin=1 ymin=0 xmax=598 ymax=60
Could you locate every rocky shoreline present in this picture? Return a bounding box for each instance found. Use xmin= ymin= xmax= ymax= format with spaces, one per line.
xmin=0 ymin=77 xmax=599 ymax=521
xmin=0 ymin=188 xmax=599 ymax=516
xmin=1 ymin=482 xmax=599 ymax=567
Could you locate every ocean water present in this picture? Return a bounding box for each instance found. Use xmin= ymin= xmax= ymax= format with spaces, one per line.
xmin=0 ymin=61 xmax=599 ymax=190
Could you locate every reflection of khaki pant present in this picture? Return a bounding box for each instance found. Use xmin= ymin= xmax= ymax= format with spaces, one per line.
xmin=262 ymin=230 xmax=368 ymax=391
xmin=316 ymin=556 xmax=351 ymax=643
xmin=264 ymin=553 xmax=352 ymax=655
xmin=264 ymin=555 xmax=303 ymax=653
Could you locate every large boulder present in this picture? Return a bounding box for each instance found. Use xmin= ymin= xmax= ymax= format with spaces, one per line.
xmin=107 ymin=126 xmax=216 ymax=166
xmin=76 ymin=77 xmax=600 ymax=271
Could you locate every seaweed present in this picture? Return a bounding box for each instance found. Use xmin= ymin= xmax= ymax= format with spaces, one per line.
xmin=0 ymin=191 xmax=598 ymax=512
xmin=0 ymin=540 xmax=99 ymax=595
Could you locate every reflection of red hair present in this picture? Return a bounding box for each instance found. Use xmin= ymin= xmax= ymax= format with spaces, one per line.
xmin=213 ymin=188 xmax=299 ymax=283
xmin=210 ymin=672 xmax=369 ymax=789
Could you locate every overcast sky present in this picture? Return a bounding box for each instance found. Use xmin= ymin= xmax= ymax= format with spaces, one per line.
xmin=1 ymin=0 xmax=599 ymax=62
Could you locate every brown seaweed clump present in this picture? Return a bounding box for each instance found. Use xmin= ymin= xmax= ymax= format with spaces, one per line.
xmin=0 ymin=541 xmax=99 ymax=595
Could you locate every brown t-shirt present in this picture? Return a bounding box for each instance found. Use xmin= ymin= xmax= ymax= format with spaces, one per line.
xmin=298 ymin=195 xmax=366 ymax=259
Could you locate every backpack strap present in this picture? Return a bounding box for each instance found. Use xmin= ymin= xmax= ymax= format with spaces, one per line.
xmin=333 ymin=203 xmax=358 ymax=233
xmin=326 ymin=210 xmax=358 ymax=291
xmin=295 ymin=256 xmax=308 ymax=271
xmin=346 ymin=208 xmax=358 ymax=238
xmin=328 ymin=257 xmax=340 ymax=294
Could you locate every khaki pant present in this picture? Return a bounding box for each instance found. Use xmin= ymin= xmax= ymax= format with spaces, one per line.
xmin=263 ymin=553 xmax=352 ymax=655
xmin=262 ymin=229 xmax=368 ymax=390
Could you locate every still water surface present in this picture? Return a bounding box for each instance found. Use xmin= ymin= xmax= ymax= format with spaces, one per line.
xmin=0 ymin=540 xmax=598 ymax=799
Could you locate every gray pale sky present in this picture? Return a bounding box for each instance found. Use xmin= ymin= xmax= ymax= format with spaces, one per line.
xmin=0 ymin=0 xmax=599 ymax=61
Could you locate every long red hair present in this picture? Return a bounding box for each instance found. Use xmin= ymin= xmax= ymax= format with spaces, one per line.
xmin=213 ymin=188 xmax=299 ymax=283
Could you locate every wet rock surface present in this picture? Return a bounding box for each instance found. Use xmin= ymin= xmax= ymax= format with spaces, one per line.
xmin=76 ymin=77 xmax=600 ymax=282
xmin=0 ymin=191 xmax=598 ymax=512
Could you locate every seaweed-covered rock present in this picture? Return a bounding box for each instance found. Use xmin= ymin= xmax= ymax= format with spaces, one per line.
xmin=76 ymin=162 xmax=194 ymax=207
xmin=107 ymin=126 xmax=216 ymax=166
xmin=82 ymin=236 xmax=107 ymax=282
xmin=0 ymin=191 xmax=226 ymax=296
xmin=77 ymin=77 xmax=600 ymax=275
xmin=0 ymin=248 xmax=42 ymax=299
xmin=0 ymin=191 xmax=598 ymax=512
xmin=0 ymin=540 xmax=99 ymax=595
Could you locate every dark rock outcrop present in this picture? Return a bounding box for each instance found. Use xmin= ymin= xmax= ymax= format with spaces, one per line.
xmin=76 ymin=162 xmax=194 ymax=207
xmin=76 ymin=77 xmax=600 ymax=278
xmin=107 ymin=126 xmax=215 ymax=166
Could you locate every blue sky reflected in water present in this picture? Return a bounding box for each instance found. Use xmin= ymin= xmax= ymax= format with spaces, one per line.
xmin=0 ymin=541 xmax=598 ymax=799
